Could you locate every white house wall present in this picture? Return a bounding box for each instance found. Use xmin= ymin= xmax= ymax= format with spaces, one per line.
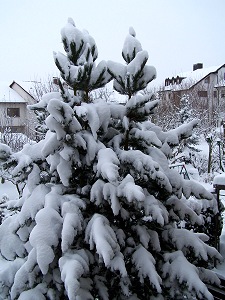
xmin=0 ymin=102 xmax=27 ymax=128
xmin=9 ymin=82 xmax=38 ymax=133
xmin=217 ymin=67 xmax=225 ymax=83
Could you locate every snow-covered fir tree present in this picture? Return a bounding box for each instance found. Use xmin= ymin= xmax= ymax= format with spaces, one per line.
xmin=167 ymin=94 xmax=200 ymax=165
xmin=178 ymin=94 xmax=193 ymax=124
xmin=0 ymin=19 xmax=222 ymax=300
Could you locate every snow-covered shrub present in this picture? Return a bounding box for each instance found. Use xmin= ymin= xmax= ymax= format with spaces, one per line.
xmin=0 ymin=129 xmax=34 ymax=152
xmin=0 ymin=19 xmax=222 ymax=300
xmin=0 ymin=194 xmax=8 ymax=223
xmin=0 ymin=193 xmax=19 ymax=223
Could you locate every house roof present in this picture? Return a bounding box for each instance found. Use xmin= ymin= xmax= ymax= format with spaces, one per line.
xmin=164 ymin=64 xmax=225 ymax=91
xmin=0 ymin=82 xmax=27 ymax=103
xmin=179 ymin=65 xmax=222 ymax=82
xmin=10 ymin=80 xmax=36 ymax=99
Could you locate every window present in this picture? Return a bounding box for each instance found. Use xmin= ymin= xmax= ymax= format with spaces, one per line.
xmin=214 ymin=91 xmax=217 ymax=98
xmin=7 ymin=108 xmax=20 ymax=117
xmin=198 ymin=91 xmax=208 ymax=97
xmin=174 ymin=91 xmax=181 ymax=98
xmin=204 ymin=77 xmax=210 ymax=84
xmin=10 ymin=126 xmax=25 ymax=133
xmin=221 ymin=90 xmax=225 ymax=98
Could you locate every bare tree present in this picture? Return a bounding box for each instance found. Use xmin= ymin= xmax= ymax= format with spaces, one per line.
xmin=29 ymin=75 xmax=60 ymax=101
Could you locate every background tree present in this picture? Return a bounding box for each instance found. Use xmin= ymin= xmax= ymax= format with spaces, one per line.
xmin=152 ymin=77 xmax=225 ymax=178
xmin=0 ymin=19 xmax=222 ymax=300
xmin=170 ymin=94 xmax=201 ymax=165
xmin=27 ymin=76 xmax=60 ymax=139
xmin=0 ymin=143 xmax=26 ymax=196
xmin=30 ymin=75 xmax=60 ymax=102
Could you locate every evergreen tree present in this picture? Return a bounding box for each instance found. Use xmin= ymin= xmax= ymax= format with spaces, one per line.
xmin=54 ymin=18 xmax=112 ymax=102
xmin=168 ymin=94 xmax=201 ymax=165
xmin=108 ymin=27 xmax=156 ymax=99
xmin=0 ymin=19 xmax=222 ymax=300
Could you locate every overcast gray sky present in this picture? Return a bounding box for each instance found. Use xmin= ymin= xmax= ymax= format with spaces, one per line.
xmin=0 ymin=0 xmax=225 ymax=87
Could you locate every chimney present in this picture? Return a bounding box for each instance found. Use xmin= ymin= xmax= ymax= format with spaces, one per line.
xmin=193 ymin=63 xmax=203 ymax=71
xmin=53 ymin=77 xmax=59 ymax=85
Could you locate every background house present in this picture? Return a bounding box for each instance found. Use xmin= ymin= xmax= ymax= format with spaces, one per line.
xmin=160 ymin=63 xmax=225 ymax=124
xmin=0 ymin=81 xmax=37 ymax=138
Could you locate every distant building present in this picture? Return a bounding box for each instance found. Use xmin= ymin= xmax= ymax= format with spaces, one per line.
xmin=0 ymin=81 xmax=37 ymax=136
xmin=159 ymin=63 xmax=225 ymax=124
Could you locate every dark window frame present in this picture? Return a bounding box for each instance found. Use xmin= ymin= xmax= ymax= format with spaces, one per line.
xmin=221 ymin=90 xmax=225 ymax=98
xmin=198 ymin=90 xmax=208 ymax=98
xmin=204 ymin=77 xmax=210 ymax=84
xmin=7 ymin=107 xmax=20 ymax=117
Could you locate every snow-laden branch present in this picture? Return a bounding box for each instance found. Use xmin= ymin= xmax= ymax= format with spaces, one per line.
xmin=59 ymin=250 xmax=90 ymax=300
xmin=132 ymin=245 xmax=162 ymax=292
xmin=163 ymin=228 xmax=222 ymax=262
xmin=85 ymin=214 xmax=127 ymax=276
xmin=61 ymin=196 xmax=86 ymax=252
xmin=166 ymin=196 xmax=203 ymax=225
xmin=162 ymin=250 xmax=214 ymax=300
xmin=96 ymin=148 xmax=120 ymax=182
xmin=119 ymin=150 xmax=172 ymax=192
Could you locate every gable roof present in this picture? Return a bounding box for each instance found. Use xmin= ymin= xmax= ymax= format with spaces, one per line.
xmin=179 ymin=65 xmax=222 ymax=82
xmin=0 ymin=82 xmax=27 ymax=103
xmin=9 ymin=81 xmax=36 ymax=100
xmin=164 ymin=64 xmax=225 ymax=91
xmin=179 ymin=64 xmax=225 ymax=88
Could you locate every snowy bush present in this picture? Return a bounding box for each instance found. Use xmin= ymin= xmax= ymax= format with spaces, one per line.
xmin=0 ymin=194 xmax=8 ymax=223
xmin=0 ymin=18 xmax=222 ymax=300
